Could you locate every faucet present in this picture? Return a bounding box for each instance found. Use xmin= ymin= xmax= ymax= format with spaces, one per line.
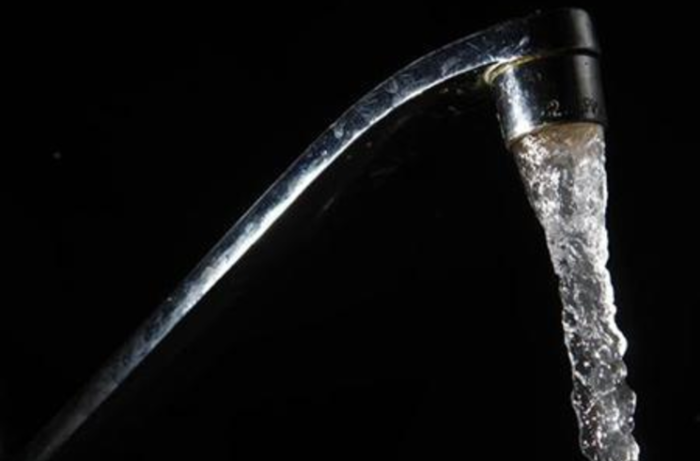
xmin=14 ymin=8 xmax=606 ymax=461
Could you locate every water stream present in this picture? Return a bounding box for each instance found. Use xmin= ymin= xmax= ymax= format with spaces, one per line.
xmin=512 ymin=123 xmax=640 ymax=461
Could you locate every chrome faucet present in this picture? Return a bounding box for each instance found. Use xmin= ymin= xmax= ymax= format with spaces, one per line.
xmin=15 ymin=8 xmax=606 ymax=461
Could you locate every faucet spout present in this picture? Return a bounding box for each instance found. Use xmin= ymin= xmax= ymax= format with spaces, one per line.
xmin=491 ymin=53 xmax=606 ymax=146
xmin=15 ymin=8 xmax=607 ymax=461
xmin=321 ymin=7 xmax=606 ymax=150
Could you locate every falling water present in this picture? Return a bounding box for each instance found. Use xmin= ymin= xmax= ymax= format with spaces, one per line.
xmin=512 ymin=123 xmax=639 ymax=461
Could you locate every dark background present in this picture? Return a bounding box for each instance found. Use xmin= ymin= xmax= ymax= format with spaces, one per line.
xmin=3 ymin=2 xmax=698 ymax=460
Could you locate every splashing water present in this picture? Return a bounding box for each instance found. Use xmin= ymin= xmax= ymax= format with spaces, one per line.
xmin=512 ymin=123 xmax=639 ymax=461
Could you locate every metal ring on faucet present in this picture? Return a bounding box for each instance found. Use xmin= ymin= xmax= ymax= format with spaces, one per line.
xmin=491 ymin=53 xmax=607 ymax=146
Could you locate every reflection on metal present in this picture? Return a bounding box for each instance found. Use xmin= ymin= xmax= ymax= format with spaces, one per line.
xmin=15 ymin=8 xmax=606 ymax=461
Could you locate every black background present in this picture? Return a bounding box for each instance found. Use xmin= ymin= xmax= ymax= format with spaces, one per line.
xmin=3 ymin=2 xmax=698 ymax=460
